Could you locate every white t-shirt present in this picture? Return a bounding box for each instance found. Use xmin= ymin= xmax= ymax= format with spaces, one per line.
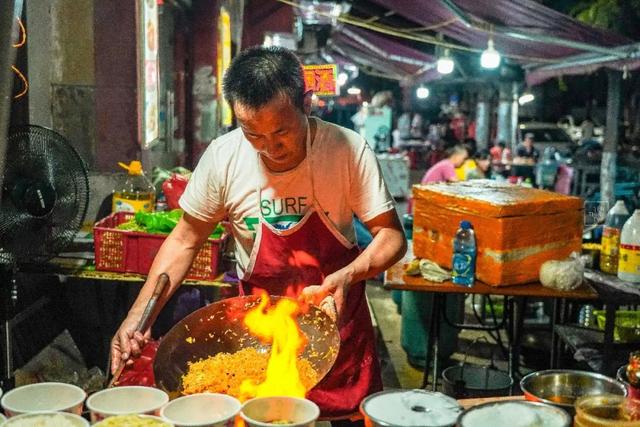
xmin=179 ymin=118 xmax=395 ymax=274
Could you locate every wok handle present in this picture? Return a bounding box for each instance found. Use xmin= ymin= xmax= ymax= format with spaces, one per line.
xmin=137 ymin=273 xmax=170 ymax=333
xmin=108 ymin=273 xmax=170 ymax=387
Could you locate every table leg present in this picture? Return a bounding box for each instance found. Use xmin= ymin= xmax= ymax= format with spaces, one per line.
xmin=431 ymin=294 xmax=443 ymax=392
xmin=508 ymin=297 xmax=526 ymax=388
xmin=550 ymin=298 xmax=563 ymax=369
xmin=603 ymin=304 xmax=616 ymax=375
xmin=421 ymin=293 xmax=437 ymax=389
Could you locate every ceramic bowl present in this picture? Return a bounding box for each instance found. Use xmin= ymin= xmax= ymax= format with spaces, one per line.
xmin=93 ymin=413 xmax=173 ymax=426
xmin=0 ymin=382 xmax=86 ymax=417
xmin=2 ymin=411 xmax=89 ymax=426
xmin=160 ymin=393 xmax=241 ymax=427
xmin=86 ymin=386 xmax=169 ymax=423
xmin=240 ymin=396 xmax=320 ymax=427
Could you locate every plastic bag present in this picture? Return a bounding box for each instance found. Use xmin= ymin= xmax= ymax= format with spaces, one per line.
xmin=115 ymin=340 xmax=159 ymax=387
xmin=162 ymin=173 xmax=189 ymax=210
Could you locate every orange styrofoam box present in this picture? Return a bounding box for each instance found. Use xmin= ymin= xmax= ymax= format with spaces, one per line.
xmin=412 ymin=180 xmax=583 ymax=286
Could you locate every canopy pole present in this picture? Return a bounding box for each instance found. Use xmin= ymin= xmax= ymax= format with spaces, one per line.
xmin=475 ymin=88 xmax=490 ymax=150
xmin=497 ymin=83 xmax=512 ymax=149
xmin=601 ymin=70 xmax=622 ymax=207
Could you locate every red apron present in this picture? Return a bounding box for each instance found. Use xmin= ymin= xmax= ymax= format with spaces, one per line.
xmin=240 ymin=121 xmax=382 ymax=418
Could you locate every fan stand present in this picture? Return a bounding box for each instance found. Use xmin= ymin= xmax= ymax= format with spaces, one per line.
xmin=0 ymin=263 xmax=16 ymax=390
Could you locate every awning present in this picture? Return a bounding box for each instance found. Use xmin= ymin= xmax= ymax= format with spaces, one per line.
xmin=329 ymin=26 xmax=439 ymax=83
xmin=339 ymin=0 xmax=637 ymax=84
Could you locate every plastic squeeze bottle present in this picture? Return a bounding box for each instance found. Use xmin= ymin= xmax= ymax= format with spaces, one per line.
xmin=618 ymin=209 xmax=640 ymax=283
xmin=112 ymin=160 xmax=156 ymax=213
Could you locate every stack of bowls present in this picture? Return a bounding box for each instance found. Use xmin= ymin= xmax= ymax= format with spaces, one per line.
xmin=240 ymin=396 xmax=320 ymax=427
xmin=86 ymin=385 xmax=169 ymax=423
xmin=0 ymin=382 xmax=86 ymax=417
xmin=159 ymin=393 xmax=241 ymax=427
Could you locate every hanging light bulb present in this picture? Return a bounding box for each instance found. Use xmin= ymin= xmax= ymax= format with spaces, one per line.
xmin=480 ymin=38 xmax=501 ymax=69
xmin=416 ymin=86 xmax=430 ymax=99
xmin=518 ymin=93 xmax=535 ymax=105
xmin=437 ymin=49 xmax=454 ymax=75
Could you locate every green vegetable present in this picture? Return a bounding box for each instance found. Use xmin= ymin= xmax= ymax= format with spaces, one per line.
xmin=116 ymin=209 xmax=225 ymax=239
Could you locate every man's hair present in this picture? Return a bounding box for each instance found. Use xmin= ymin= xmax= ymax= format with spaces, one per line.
xmin=222 ymin=46 xmax=306 ymax=111
xmin=446 ymin=144 xmax=468 ymax=158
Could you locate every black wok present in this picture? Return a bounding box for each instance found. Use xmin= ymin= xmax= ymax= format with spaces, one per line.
xmin=153 ymin=295 xmax=340 ymax=396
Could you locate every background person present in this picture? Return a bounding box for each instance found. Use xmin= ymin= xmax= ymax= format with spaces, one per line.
xmin=421 ymin=144 xmax=468 ymax=184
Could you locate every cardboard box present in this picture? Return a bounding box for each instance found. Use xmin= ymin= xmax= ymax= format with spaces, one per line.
xmin=413 ymin=180 xmax=583 ymax=286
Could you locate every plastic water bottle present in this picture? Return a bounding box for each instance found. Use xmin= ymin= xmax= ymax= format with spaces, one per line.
xmin=600 ymin=200 xmax=630 ymax=274
xmin=452 ymin=220 xmax=476 ymax=286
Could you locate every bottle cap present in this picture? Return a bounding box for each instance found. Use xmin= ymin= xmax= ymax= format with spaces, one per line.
xmin=460 ymin=220 xmax=472 ymax=229
xmin=118 ymin=160 xmax=143 ymax=175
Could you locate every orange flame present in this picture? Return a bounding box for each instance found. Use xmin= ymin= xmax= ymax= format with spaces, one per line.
xmin=240 ymin=291 xmax=309 ymax=401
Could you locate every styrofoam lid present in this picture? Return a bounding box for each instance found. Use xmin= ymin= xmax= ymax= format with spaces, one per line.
xmin=362 ymin=390 xmax=461 ymax=427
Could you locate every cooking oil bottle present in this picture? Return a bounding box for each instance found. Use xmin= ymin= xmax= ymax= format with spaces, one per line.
xmin=619 ymin=209 xmax=640 ymax=283
xmin=600 ymin=200 xmax=630 ymax=274
xmin=112 ymin=160 xmax=156 ymax=213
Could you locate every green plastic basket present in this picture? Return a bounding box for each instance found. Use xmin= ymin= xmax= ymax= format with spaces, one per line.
xmin=593 ymin=310 xmax=640 ymax=343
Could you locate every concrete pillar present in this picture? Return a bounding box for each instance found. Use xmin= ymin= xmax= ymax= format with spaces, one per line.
xmin=475 ymin=89 xmax=490 ymax=150
xmin=95 ymin=0 xmax=138 ymax=172
xmin=26 ymin=0 xmax=52 ymax=128
xmin=497 ymin=83 xmax=512 ymax=149
xmin=510 ymin=82 xmax=520 ymax=149
xmin=189 ymin=0 xmax=220 ymax=164
xmin=0 ymin=0 xmax=22 ymax=198
xmin=601 ymin=70 xmax=622 ymax=207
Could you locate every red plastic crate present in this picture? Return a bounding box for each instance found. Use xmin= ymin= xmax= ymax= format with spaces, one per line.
xmin=94 ymin=212 xmax=228 ymax=281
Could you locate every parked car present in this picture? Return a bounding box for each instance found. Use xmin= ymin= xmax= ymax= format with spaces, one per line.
xmin=518 ymin=122 xmax=575 ymax=154
xmin=557 ymin=115 xmax=604 ymax=144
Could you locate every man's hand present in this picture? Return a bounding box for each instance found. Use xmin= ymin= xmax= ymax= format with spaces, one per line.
xmin=300 ymin=268 xmax=353 ymax=325
xmin=110 ymin=313 xmax=151 ymax=374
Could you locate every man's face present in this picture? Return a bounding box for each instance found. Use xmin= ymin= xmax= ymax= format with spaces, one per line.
xmin=234 ymin=93 xmax=311 ymax=171
xmin=524 ymin=137 xmax=534 ymax=148
xmin=451 ymin=152 xmax=468 ymax=168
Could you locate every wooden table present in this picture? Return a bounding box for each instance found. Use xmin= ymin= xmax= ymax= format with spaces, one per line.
xmin=383 ymin=251 xmax=598 ymax=391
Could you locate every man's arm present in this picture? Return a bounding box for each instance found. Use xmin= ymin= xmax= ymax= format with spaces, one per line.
xmin=305 ymin=209 xmax=407 ymax=322
xmin=110 ymin=212 xmax=221 ymax=372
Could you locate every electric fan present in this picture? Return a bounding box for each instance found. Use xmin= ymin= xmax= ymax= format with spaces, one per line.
xmin=0 ymin=124 xmax=90 ymax=383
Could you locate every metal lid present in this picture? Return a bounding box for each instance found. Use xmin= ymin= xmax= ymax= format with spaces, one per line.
xmin=360 ymin=390 xmax=461 ymax=427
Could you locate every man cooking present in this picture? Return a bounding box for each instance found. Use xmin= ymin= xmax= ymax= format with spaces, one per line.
xmin=110 ymin=46 xmax=407 ymax=423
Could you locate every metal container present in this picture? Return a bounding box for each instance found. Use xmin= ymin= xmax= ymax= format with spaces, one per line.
xmin=442 ymin=364 xmax=513 ymax=399
xmin=360 ymin=389 xmax=462 ymax=427
xmin=520 ymin=369 xmax=627 ymax=414
xmin=457 ymin=401 xmax=571 ymax=427
xmin=154 ymin=295 xmax=340 ymax=397
xmin=574 ymin=394 xmax=640 ymax=426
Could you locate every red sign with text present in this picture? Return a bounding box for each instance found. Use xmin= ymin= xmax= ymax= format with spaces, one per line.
xmin=304 ymin=64 xmax=337 ymax=96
